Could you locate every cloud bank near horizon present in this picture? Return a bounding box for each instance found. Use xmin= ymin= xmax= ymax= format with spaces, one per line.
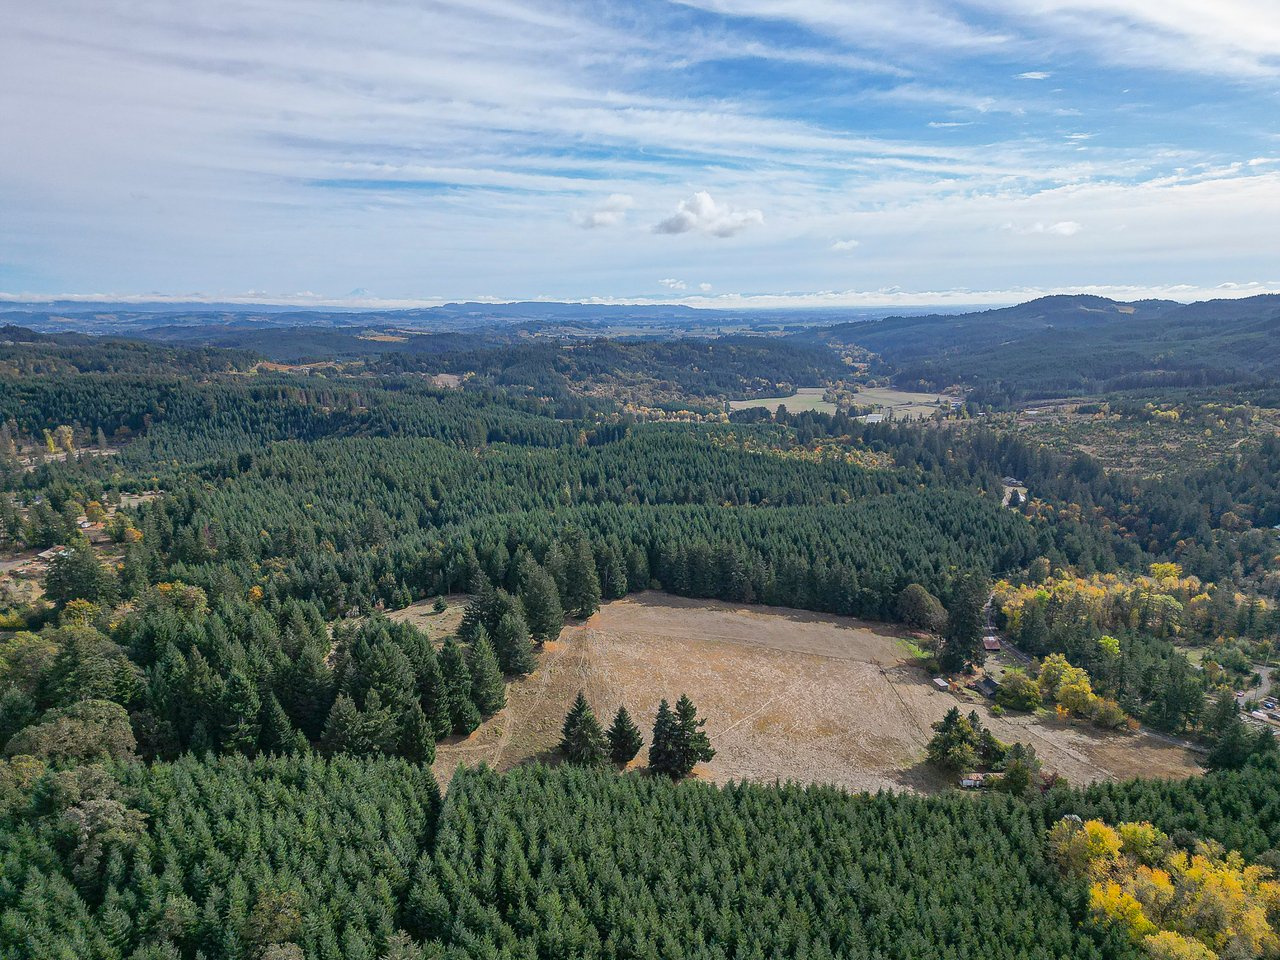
xmin=1 ymin=0 xmax=1277 ymax=303
xmin=5 ymin=280 xmax=1280 ymax=313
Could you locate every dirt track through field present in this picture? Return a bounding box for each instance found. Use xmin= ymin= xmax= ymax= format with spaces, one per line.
xmin=433 ymin=593 xmax=1203 ymax=792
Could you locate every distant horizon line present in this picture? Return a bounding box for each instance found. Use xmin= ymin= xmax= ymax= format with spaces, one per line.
xmin=2 ymin=282 xmax=1279 ymax=314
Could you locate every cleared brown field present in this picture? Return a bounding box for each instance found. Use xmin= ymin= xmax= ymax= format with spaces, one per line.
xmin=433 ymin=593 xmax=1203 ymax=792
xmin=386 ymin=593 xmax=469 ymax=637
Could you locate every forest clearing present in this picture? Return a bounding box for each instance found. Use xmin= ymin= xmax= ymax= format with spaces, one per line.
xmin=727 ymin=386 xmax=836 ymax=413
xmin=852 ymin=385 xmax=952 ymax=419
xmin=433 ymin=592 xmax=1203 ymax=790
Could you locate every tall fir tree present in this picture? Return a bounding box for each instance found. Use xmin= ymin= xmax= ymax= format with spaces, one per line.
xmin=519 ymin=559 xmax=564 ymax=644
xmin=321 ymin=693 xmax=363 ymax=755
xmin=221 ymin=669 xmax=261 ymax=755
xmin=939 ymin=574 xmax=987 ymax=673
xmin=398 ymin=701 xmax=436 ymax=764
xmin=260 ymin=693 xmax=306 ymax=754
xmin=492 ymin=611 xmax=535 ymax=675
xmin=672 ymin=693 xmax=715 ymax=776
xmin=650 ymin=695 xmax=714 ymax=778
xmin=439 ymin=637 xmax=481 ymax=735
xmin=467 ymin=628 xmax=506 ymax=715
xmin=606 ymin=705 xmax=643 ymax=765
xmin=563 ymin=535 xmax=602 ymax=619
xmin=648 ymin=698 xmax=678 ymax=776
xmin=559 ymin=691 xmax=607 ymax=766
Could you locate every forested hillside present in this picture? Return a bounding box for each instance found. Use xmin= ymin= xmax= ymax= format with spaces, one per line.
xmin=811 ymin=294 xmax=1280 ymax=403
xmin=4 ymin=316 xmax=1280 ymax=960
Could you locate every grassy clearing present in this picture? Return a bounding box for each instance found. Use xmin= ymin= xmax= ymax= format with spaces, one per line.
xmin=432 ymin=593 xmax=1203 ymax=792
xmin=728 ymin=387 xmax=836 ymax=414
xmin=855 ymin=385 xmax=952 ymax=420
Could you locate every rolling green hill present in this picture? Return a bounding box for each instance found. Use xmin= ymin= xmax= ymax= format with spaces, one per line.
xmin=811 ymin=294 xmax=1280 ymax=404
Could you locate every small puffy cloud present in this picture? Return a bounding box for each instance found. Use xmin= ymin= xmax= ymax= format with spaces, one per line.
xmin=653 ymin=191 xmax=764 ymax=238
xmin=1041 ymin=220 xmax=1082 ymax=236
xmin=1004 ymin=220 xmax=1082 ymax=237
xmin=831 ymin=238 xmax=861 ymax=251
xmin=574 ymin=193 xmax=634 ymax=229
xmin=698 ymin=282 xmax=713 ymax=292
xmin=659 ymin=278 xmax=687 ymax=290
xmin=1017 ymin=71 xmax=1051 ymax=80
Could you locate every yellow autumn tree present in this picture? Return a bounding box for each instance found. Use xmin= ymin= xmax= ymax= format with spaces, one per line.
xmin=1052 ymin=818 xmax=1280 ymax=960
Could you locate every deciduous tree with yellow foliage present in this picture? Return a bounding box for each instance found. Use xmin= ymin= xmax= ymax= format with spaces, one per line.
xmin=1050 ymin=817 xmax=1280 ymax=960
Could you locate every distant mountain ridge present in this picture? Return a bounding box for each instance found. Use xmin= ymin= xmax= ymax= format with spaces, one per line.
xmin=808 ymin=293 xmax=1280 ymax=402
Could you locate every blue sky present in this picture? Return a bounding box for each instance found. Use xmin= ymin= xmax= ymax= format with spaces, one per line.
xmin=1 ymin=0 xmax=1278 ymax=308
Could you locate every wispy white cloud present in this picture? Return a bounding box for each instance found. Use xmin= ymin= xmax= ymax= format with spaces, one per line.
xmin=658 ymin=277 xmax=687 ymax=290
xmin=1017 ymin=71 xmax=1051 ymax=80
xmin=574 ymin=193 xmax=635 ymax=229
xmin=653 ymin=191 xmax=764 ymax=237
xmin=1006 ymin=220 xmax=1083 ymax=236
xmin=831 ymin=238 xmax=861 ymax=251
xmin=0 ymin=0 xmax=1276 ymax=300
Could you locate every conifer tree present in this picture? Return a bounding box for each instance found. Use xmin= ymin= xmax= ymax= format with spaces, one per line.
xmin=279 ymin=644 xmax=334 ymax=741
xmin=649 ymin=695 xmax=714 ymax=778
xmin=939 ymin=574 xmax=987 ymax=672
xmin=260 ymin=693 xmax=305 ymax=754
xmin=519 ymin=559 xmax=564 ymax=644
xmin=398 ymin=701 xmax=436 ymax=764
xmin=467 ymin=628 xmax=506 ymax=715
xmin=606 ymin=705 xmax=643 ymax=765
xmin=438 ymin=637 xmax=480 ymax=735
xmin=416 ymin=653 xmax=453 ymax=740
xmin=457 ymin=576 xmax=497 ymax=644
xmin=360 ymin=689 xmax=399 ymax=753
xmin=321 ymin=693 xmax=363 ymax=754
xmin=492 ymin=611 xmax=535 ymax=675
xmin=563 ymin=535 xmax=602 ymax=619
xmin=559 ymin=691 xmax=607 ymax=766
xmin=648 ymin=698 xmax=677 ymax=775
xmin=44 ymin=536 xmax=119 ymax=608
xmin=672 ymin=693 xmax=715 ymax=775
xmin=221 ymin=669 xmax=261 ymax=754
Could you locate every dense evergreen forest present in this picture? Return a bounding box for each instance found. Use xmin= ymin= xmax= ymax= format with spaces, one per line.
xmin=808 ymin=294 xmax=1280 ymax=404
xmin=4 ymin=752 xmax=1280 ymax=959
xmin=3 ymin=314 xmax=1280 ymax=960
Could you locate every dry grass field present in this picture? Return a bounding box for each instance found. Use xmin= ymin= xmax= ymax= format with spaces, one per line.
xmin=386 ymin=593 xmax=469 ymax=637
xmin=853 ymin=385 xmax=951 ymax=420
xmin=727 ymin=387 xmax=836 ymax=414
xmin=432 ymin=592 xmax=1202 ymax=791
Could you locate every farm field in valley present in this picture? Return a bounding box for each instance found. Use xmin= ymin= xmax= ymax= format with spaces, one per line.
xmin=433 ymin=592 xmax=1202 ymax=791
xmin=853 ymin=385 xmax=952 ymax=420
xmin=727 ymin=386 xmax=835 ymax=414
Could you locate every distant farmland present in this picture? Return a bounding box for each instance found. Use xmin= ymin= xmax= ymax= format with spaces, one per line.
xmin=728 ymin=386 xmax=836 ymax=414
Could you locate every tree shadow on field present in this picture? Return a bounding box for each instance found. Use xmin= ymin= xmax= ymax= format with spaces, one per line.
xmin=891 ymin=759 xmax=953 ymax=794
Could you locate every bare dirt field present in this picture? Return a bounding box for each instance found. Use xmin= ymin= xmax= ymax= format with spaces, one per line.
xmin=433 ymin=592 xmax=1203 ymax=792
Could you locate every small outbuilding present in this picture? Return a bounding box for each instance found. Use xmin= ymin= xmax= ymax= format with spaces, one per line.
xmin=932 ymin=677 xmax=950 ymax=691
xmin=975 ymin=676 xmax=1000 ymax=699
xmin=983 ymin=636 xmax=1001 ymax=652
